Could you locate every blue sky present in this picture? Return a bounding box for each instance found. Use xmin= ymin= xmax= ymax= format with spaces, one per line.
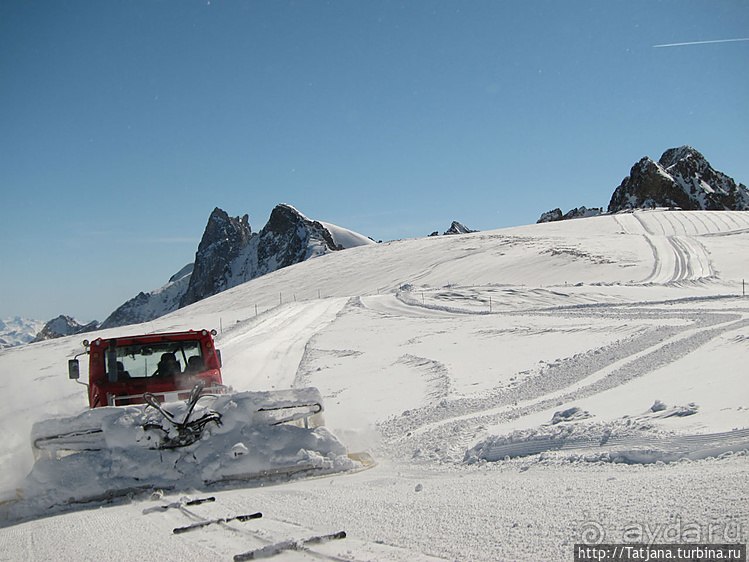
xmin=1 ymin=0 xmax=747 ymax=323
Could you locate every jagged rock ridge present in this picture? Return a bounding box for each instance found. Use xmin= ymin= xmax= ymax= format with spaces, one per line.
xmin=179 ymin=209 xmax=253 ymax=308
xmin=180 ymin=204 xmax=370 ymax=307
xmin=101 ymin=204 xmax=374 ymax=328
xmin=32 ymin=315 xmax=99 ymax=343
xmin=609 ymin=146 xmax=749 ymax=212
xmin=538 ymin=206 xmax=603 ymax=224
xmin=538 ymin=146 xmax=748 ymax=223
xmin=429 ymin=221 xmax=477 ymax=236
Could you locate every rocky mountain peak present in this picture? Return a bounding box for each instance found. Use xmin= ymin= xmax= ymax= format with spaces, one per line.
xmin=101 ymin=204 xmax=374 ymax=329
xmin=179 ymin=208 xmax=254 ymax=308
xmin=32 ymin=315 xmax=99 ymax=343
xmin=264 ymin=204 xmax=303 ymax=236
xmin=429 ymin=221 xmax=477 ymax=236
xmin=444 ymin=221 xmax=476 ymax=235
xmin=658 ymin=145 xmax=704 ymax=169
xmin=538 ymin=146 xmax=747 ymax=223
xmin=199 ymin=207 xmax=252 ymax=254
xmin=254 ymin=204 xmax=344 ymax=273
xmin=608 ymin=146 xmax=748 ymax=212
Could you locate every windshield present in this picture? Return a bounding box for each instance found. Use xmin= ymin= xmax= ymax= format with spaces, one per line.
xmin=114 ymin=340 xmax=205 ymax=379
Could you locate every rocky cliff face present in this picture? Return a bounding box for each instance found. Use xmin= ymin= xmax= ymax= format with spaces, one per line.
xmin=444 ymin=221 xmax=477 ymax=235
xmin=179 ymin=208 xmax=253 ymax=308
xmin=608 ymin=146 xmax=749 ymax=212
xmin=101 ymin=204 xmax=374 ymax=328
xmin=32 ymin=315 xmax=99 ymax=343
xmin=254 ymin=204 xmax=343 ymax=270
xmin=537 ymin=206 xmax=603 ymax=224
xmin=180 ymin=204 xmax=365 ymax=307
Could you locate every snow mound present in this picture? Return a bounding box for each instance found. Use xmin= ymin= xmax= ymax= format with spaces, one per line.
xmin=2 ymin=390 xmax=356 ymax=526
xmin=549 ymin=406 xmax=592 ymax=424
xmin=465 ymin=406 xmax=749 ymax=465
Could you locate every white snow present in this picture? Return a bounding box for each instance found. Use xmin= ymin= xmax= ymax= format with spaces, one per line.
xmin=0 ymin=316 xmax=45 ymax=348
xmin=319 ymin=221 xmax=376 ymax=249
xmin=1 ymin=209 xmax=748 ymax=560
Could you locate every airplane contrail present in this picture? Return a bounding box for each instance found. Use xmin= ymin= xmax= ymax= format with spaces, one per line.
xmin=653 ymin=37 xmax=749 ymax=48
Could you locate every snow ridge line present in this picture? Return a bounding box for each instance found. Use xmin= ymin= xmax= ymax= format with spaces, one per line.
xmin=469 ymin=427 xmax=749 ymax=463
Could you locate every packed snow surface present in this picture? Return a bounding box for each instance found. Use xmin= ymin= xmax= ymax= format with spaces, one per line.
xmin=1 ymin=210 xmax=748 ymax=561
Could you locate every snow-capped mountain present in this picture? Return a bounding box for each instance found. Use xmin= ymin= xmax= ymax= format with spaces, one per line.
xmin=538 ymin=146 xmax=748 ymax=222
xmin=31 ymin=315 xmax=99 ymax=343
xmin=101 ymin=204 xmax=375 ymax=329
xmin=429 ymin=221 xmax=476 ymax=236
xmin=0 ymin=317 xmax=46 ymax=348
xmin=181 ymin=203 xmax=374 ymax=307
xmin=608 ymin=145 xmax=749 ymax=212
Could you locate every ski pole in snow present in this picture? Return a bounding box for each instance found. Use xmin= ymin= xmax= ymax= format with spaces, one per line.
xmin=173 ymin=512 xmax=262 ymax=534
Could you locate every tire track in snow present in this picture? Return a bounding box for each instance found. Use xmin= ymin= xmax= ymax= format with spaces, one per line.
xmin=218 ymin=298 xmax=348 ymax=390
xmin=380 ymin=308 xmax=748 ymax=463
xmin=394 ymin=354 xmax=451 ymax=405
xmin=670 ymin=212 xmax=699 ymax=235
xmin=625 ymin=213 xmax=713 ymax=284
xmin=660 ymin=212 xmax=682 ymax=235
xmin=688 ymin=212 xmax=711 ymax=234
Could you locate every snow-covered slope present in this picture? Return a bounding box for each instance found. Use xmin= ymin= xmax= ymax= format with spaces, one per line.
xmin=1 ymin=210 xmax=748 ymax=560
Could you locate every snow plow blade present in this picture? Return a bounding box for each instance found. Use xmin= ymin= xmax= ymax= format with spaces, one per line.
xmin=7 ymin=385 xmax=371 ymax=525
xmin=31 ymin=385 xmax=325 ymax=458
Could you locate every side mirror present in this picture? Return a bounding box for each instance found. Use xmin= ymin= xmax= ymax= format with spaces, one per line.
xmin=68 ymin=359 xmax=80 ymax=380
xmin=216 ymin=349 xmax=222 ymax=369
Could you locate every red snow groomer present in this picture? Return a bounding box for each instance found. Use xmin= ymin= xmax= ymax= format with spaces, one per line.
xmin=68 ymin=329 xmax=226 ymax=408
xmin=16 ymin=329 xmax=373 ymax=512
xmin=32 ymin=329 xmax=329 ymax=458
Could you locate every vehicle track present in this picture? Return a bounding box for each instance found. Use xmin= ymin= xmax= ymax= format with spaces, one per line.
xmin=625 ymin=212 xmax=713 ymax=284
xmin=219 ymin=298 xmax=349 ymax=390
xmin=378 ymin=302 xmax=748 ymax=463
